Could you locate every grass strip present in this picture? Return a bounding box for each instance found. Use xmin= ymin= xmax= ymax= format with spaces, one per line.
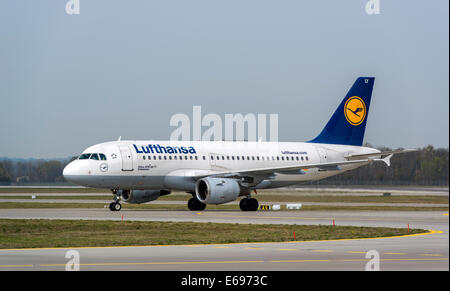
xmin=0 ymin=202 xmax=447 ymax=211
xmin=0 ymin=193 xmax=447 ymax=204
xmin=0 ymin=219 xmax=426 ymax=249
xmin=0 ymin=188 xmax=109 ymax=193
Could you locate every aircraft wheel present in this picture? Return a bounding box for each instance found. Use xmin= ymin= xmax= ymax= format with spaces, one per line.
xmin=240 ymin=198 xmax=258 ymax=211
xmin=239 ymin=198 xmax=248 ymax=211
xmin=109 ymin=202 xmax=121 ymax=211
xmin=188 ymin=198 xmax=206 ymax=211
xmin=247 ymin=198 xmax=259 ymax=211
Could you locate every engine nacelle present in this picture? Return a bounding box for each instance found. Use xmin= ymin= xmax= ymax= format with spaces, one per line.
xmin=119 ymin=189 xmax=171 ymax=204
xmin=195 ymin=177 xmax=243 ymax=205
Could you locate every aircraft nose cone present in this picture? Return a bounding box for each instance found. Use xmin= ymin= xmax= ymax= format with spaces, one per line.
xmin=63 ymin=161 xmax=81 ymax=184
xmin=63 ymin=160 xmax=94 ymax=187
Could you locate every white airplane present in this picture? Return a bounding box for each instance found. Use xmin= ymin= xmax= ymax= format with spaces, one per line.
xmin=63 ymin=77 xmax=414 ymax=211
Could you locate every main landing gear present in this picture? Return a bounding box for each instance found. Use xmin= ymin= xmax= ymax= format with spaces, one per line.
xmin=187 ymin=197 xmax=206 ymax=211
xmin=239 ymin=197 xmax=259 ymax=211
xmin=109 ymin=189 xmax=122 ymax=211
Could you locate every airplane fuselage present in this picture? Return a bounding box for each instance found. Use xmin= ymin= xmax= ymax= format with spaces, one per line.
xmin=63 ymin=140 xmax=378 ymax=191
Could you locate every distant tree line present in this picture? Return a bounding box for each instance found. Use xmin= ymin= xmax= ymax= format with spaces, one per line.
xmin=0 ymin=145 xmax=448 ymax=186
xmin=309 ymin=145 xmax=449 ymax=186
xmin=0 ymin=157 xmax=75 ymax=185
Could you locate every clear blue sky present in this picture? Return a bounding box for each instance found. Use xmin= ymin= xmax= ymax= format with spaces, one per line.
xmin=0 ymin=0 xmax=448 ymax=158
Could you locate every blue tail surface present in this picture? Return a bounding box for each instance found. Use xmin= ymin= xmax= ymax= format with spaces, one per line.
xmin=308 ymin=77 xmax=375 ymax=146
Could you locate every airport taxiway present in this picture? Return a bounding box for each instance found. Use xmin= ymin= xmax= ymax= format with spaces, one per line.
xmin=0 ymin=209 xmax=448 ymax=271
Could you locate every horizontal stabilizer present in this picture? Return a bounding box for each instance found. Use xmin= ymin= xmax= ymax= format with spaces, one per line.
xmin=345 ymin=149 xmax=417 ymax=161
xmin=373 ymin=154 xmax=393 ymax=167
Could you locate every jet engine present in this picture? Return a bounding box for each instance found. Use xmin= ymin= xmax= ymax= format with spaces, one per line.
xmin=195 ymin=177 xmax=245 ymax=205
xmin=118 ymin=189 xmax=171 ymax=204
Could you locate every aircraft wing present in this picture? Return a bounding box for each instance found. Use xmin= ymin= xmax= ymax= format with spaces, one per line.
xmin=192 ymin=159 xmax=370 ymax=182
xmin=190 ymin=149 xmax=417 ymax=183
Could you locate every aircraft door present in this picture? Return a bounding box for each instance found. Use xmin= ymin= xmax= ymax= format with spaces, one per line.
xmin=119 ymin=145 xmax=134 ymax=171
xmin=317 ymin=147 xmax=328 ymax=163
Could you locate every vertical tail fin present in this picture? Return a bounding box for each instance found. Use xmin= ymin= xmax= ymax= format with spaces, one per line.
xmin=308 ymin=77 xmax=375 ymax=146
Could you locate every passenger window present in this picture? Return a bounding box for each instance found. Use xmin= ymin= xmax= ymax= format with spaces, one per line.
xmin=90 ymin=153 xmax=99 ymax=160
xmin=143 ymin=156 xmax=146 ymax=160
xmin=286 ymin=157 xmax=289 ymax=161
xmin=306 ymin=156 xmax=309 ymax=161
xmin=195 ymin=156 xmax=198 ymax=160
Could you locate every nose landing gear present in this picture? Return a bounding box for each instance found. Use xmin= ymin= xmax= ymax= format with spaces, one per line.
xmin=109 ymin=201 xmax=122 ymax=211
xmin=109 ymin=189 xmax=122 ymax=211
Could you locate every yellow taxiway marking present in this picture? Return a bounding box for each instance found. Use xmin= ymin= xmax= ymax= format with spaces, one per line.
xmin=37 ymin=257 xmax=449 ymax=268
xmin=278 ymin=249 xmax=297 ymax=251
xmin=443 ymin=213 xmax=449 ymax=217
xmin=420 ymin=254 xmax=442 ymax=257
xmin=270 ymin=259 xmax=329 ymax=263
xmin=271 ymin=258 xmax=448 ymax=264
xmin=311 ymin=250 xmax=333 ymax=253
xmin=347 ymin=251 xmax=367 ymax=254
xmin=376 ymin=258 xmax=448 ymax=262
xmin=246 ymin=247 xmax=263 ymax=250
xmin=0 ymin=229 xmax=442 ymax=252
xmin=40 ymin=260 xmax=265 ymax=267
xmin=214 ymin=246 xmax=231 ymax=249
xmin=384 ymin=253 xmax=407 ymax=255
xmin=0 ymin=264 xmax=33 ymax=268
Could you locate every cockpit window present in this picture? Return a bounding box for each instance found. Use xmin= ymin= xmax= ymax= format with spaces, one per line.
xmin=90 ymin=153 xmax=99 ymax=160
xmin=79 ymin=153 xmax=107 ymax=160
xmin=79 ymin=153 xmax=91 ymax=160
